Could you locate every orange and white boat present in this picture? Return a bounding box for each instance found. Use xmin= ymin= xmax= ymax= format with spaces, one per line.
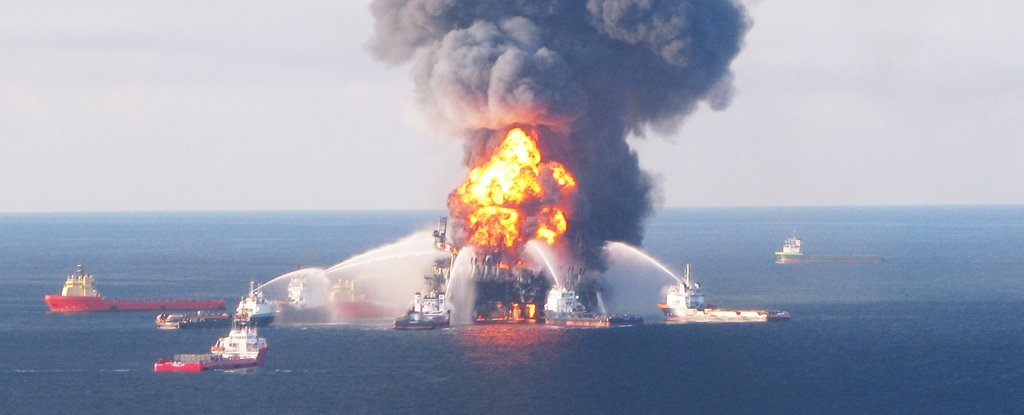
xmin=43 ymin=265 xmax=224 ymax=313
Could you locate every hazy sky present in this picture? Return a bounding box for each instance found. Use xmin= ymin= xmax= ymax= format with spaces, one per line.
xmin=2 ymin=1 xmax=1022 ymax=212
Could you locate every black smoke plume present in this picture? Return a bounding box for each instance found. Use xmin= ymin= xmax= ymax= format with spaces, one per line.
xmin=368 ymin=0 xmax=750 ymax=268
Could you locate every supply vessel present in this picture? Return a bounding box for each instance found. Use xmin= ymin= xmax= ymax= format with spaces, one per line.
xmin=774 ymin=236 xmax=805 ymax=264
xmin=544 ymin=284 xmax=643 ymax=327
xmin=43 ymin=265 xmax=225 ymax=313
xmin=153 ymin=322 xmax=268 ymax=372
xmin=775 ymin=235 xmax=883 ymax=264
xmin=657 ymin=264 xmax=790 ymax=322
xmin=234 ymin=282 xmax=275 ymax=327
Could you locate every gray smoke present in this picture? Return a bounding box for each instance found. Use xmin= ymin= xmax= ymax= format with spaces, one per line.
xmin=368 ymin=0 xmax=750 ymax=267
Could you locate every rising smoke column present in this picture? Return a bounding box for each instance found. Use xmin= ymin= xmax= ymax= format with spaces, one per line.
xmin=368 ymin=0 xmax=750 ymax=267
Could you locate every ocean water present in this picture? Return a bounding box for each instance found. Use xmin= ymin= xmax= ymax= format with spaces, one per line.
xmin=1 ymin=207 xmax=1022 ymax=414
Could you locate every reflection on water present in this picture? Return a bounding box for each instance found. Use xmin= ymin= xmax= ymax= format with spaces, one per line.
xmin=455 ymin=325 xmax=567 ymax=368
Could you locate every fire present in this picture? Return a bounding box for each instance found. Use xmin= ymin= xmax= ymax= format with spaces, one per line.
xmin=449 ymin=128 xmax=577 ymax=251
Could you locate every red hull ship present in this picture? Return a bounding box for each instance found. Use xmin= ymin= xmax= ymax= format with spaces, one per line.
xmin=154 ymin=323 xmax=267 ymax=372
xmin=329 ymin=279 xmax=392 ymax=319
xmin=43 ymin=265 xmax=225 ymax=313
xmin=334 ymin=300 xmax=391 ymax=319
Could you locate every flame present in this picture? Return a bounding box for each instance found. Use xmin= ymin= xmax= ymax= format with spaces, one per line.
xmin=449 ymin=128 xmax=577 ymax=252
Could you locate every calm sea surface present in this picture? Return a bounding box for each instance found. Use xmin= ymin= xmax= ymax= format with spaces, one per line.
xmin=1 ymin=207 xmax=1022 ymax=414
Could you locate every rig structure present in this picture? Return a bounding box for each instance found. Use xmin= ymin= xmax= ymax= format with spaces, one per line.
xmin=423 ymin=216 xmax=607 ymax=324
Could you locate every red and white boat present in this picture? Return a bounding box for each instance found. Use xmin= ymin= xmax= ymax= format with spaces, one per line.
xmin=43 ymin=265 xmax=225 ymax=312
xmin=153 ymin=323 xmax=268 ymax=373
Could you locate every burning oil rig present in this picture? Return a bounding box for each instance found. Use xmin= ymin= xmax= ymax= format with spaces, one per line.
xmin=434 ymin=215 xmax=606 ymax=324
xmin=431 ymin=216 xmax=551 ymax=323
xmin=437 ymin=128 xmax=609 ymax=324
xmin=392 ymin=129 xmax=620 ymax=327
xmin=465 ymin=253 xmax=549 ymax=323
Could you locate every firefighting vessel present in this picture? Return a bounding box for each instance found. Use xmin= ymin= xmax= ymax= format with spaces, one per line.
xmin=544 ymin=285 xmax=644 ymax=327
xmin=394 ymin=290 xmax=450 ymax=330
xmin=775 ymin=235 xmax=883 ymax=264
xmin=155 ymin=311 xmax=231 ymax=330
xmin=153 ymin=322 xmax=268 ymax=372
xmin=273 ymin=276 xmax=331 ymax=324
xmin=235 ymin=282 xmax=275 ymax=327
xmin=394 ymin=218 xmax=457 ymax=330
xmin=43 ymin=265 xmax=225 ymax=313
xmin=657 ymin=264 xmax=790 ymax=322
xmin=394 ymin=262 xmax=451 ymax=330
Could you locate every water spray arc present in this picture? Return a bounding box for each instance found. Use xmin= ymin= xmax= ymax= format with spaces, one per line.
xmin=323 ymin=231 xmax=440 ymax=276
xmin=605 ymin=241 xmax=682 ymax=284
xmin=326 ymin=251 xmax=446 ymax=276
xmin=237 ymin=229 xmax=454 ymax=325
xmin=445 ymin=246 xmax=477 ymax=324
xmin=255 ymin=267 xmax=329 ymax=293
xmin=526 ymin=240 xmax=562 ymax=288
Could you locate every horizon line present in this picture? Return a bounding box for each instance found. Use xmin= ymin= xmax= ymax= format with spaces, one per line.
xmin=2 ymin=203 xmax=1022 ymax=215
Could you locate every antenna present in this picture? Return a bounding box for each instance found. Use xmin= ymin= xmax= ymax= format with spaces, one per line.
xmin=434 ymin=216 xmax=448 ymax=244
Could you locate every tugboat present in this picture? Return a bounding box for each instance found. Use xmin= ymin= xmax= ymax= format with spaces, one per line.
xmin=543 ymin=285 xmax=643 ymax=327
xmin=394 ymin=263 xmax=451 ymax=330
xmin=235 ymin=282 xmax=275 ymax=327
xmin=155 ymin=311 xmax=231 ymax=330
xmin=153 ymin=321 xmax=268 ymax=372
xmin=43 ymin=264 xmax=225 ymax=312
xmin=393 ymin=291 xmax=450 ymax=330
xmin=658 ymin=264 xmax=790 ymax=322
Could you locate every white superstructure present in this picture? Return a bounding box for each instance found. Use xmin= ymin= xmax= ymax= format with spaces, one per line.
xmin=544 ymin=286 xmax=587 ymax=315
xmin=658 ymin=264 xmax=790 ymax=323
xmin=286 ymin=276 xmax=306 ymax=307
xmin=410 ymin=291 xmax=447 ymax=317
xmin=210 ymin=324 xmax=267 ymax=359
xmin=778 ymin=236 xmax=802 ymax=255
xmin=235 ymin=281 xmax=275 ymax=326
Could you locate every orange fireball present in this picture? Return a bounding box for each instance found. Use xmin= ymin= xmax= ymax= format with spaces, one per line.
xmin=449 ymin=128 xmax=576 ymax=251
